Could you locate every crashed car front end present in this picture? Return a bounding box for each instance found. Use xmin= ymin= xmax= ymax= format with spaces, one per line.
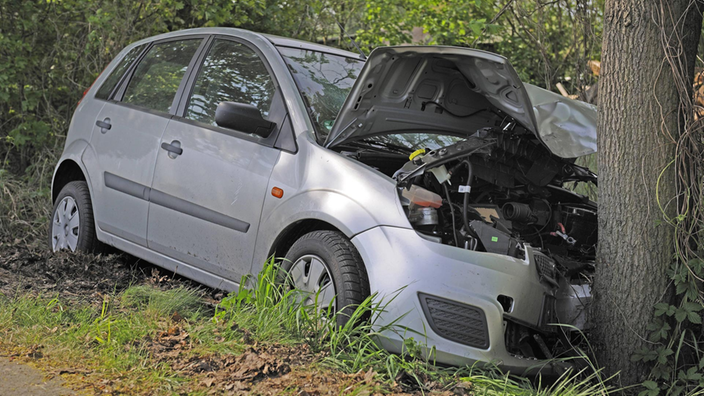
xmin=324 ymin=46 xmax=597 ymax=374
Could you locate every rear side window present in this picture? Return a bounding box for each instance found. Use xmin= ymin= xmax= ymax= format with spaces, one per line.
xmin=95 ymin=44 xmax=145 ymax=100
xmin=185 ymin=39 xmax=276 ymax=126
xmin=122 ymin=39 xmax=201 ymax=113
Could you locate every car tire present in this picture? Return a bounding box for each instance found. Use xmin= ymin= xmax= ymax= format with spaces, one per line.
xmin=283 ymin=230 xmax=370 ymax=326
xmin=49 ymin=181 xmax=103 ymax=253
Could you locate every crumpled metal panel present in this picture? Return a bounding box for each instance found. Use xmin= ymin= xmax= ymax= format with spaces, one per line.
xmin=325 ymin=45 xmax=598 ymax=159
xmin=525 ymin=83 xmax=597 ymax=158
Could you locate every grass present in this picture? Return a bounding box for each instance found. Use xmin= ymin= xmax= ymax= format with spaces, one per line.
xmin=0 ymin=257 xmax=618 ymax=395
xmin=0 ymin=287 xmax=222 ymax=394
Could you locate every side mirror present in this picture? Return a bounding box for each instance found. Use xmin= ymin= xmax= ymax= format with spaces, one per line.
xmin=215 ymin=102 xmax=276 ymax=138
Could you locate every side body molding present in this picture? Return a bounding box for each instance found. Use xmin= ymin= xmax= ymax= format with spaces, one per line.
xmin=104 ymin=172 xmax=250 ymax=233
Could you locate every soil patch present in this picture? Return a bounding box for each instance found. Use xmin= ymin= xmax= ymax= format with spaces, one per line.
xmin=0 ymin=242 xmax=203 ymax=302
xmin=0 ymin=356 xmax=75 ymax=395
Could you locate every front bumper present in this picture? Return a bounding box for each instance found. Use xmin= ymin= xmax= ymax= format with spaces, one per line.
xmin=351 ymin=226 xmax=574 ymax=375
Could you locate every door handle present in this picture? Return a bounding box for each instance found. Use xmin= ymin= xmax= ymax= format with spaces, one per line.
xmin=96 ymin=118 xmax=111 ymax=134
xmin=161 ymin=141 xmax=183 ymax=158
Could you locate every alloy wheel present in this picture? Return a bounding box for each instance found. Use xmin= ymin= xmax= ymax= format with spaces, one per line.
xmin=52 ymin=196 xmax=80 ymax=252
xmin=287 ymin=254 xmax=336 ymax=310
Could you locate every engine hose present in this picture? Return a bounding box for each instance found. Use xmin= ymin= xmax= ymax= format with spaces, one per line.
xmin=443 ymin=183 xmax=459 ymax=247
xmin=462 ymin=160 xmax=474 ymax=233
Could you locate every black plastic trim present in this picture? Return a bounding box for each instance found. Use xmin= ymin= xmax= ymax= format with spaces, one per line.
xmin=171 ymin=36 xmax=212 ymax=115
xmin=273 ymin=114 xmax=298 ymax=153
xmin=104 ymin=172 xmax=250 ymax=233
xmin=418 ymin=292 xmax=490 ymax=349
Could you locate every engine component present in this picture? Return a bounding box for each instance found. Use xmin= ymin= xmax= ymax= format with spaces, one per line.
xmin=401 ymin=185 xmax=443 ymax=208
xmin=503 ymin=202 xmax=536 ymax=223
xmin=471 ymin=205 xmax=502 ymax=223
xmin=551 ymin=223 xmax=576 ymax=246
xmin=559 ymin=204 xmax=597 ymax=251
xmin=469 ymin=220 xmax=521 ymax=257
xmin=408 ymin=206 xmax=438 ymax=226
xmin=429 ymin=165 xmax=451 ymax=184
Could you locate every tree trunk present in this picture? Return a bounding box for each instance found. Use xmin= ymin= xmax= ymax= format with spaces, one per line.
xmin=593 ymin=0 xmax=702 ymax=384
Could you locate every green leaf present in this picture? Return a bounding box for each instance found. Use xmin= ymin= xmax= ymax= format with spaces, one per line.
xmin=641 ymin=380 xmax=659 ymax=396
xmin=654 ymin=303 xmax=669 ymax=317
xmin=656 ymin=347 xmax=673 ymax=364
xmin=687 ymin=311 xmax=702 ymax=324
xmin=686 ymin=366 xmax=702 ymax=381
xmin=675 ymin=308 xmax=687 ymax=322
xmin=643 ymin=381 xmax=658 ymax=390
xmin=675 ymin=281 xmax=689 ymax=295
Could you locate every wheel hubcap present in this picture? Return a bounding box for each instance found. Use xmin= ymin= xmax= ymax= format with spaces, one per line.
xmin=287 ymin=254 xmax=335 ymax=310
xmin=52 ymin=196 xmax=80 ymax=252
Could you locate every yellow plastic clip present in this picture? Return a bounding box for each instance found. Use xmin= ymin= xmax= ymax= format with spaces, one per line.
xmin=409 ymin=148 xmax=426 ymax=161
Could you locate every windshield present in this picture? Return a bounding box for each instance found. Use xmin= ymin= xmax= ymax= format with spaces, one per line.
xmin=278 ymin=46 xmax=363 ymax=140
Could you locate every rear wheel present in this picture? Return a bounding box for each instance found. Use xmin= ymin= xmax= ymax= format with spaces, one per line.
xmin=50 ymin=181 xmax=103 ymax=253
xmin=282 ymin=230 xmax=370 ymax=326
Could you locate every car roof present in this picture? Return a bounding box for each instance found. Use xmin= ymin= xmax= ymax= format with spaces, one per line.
xmin=128 ymin=27 xmax=363 ymax=60
xmin=262 ymin=34 xmax=364 ymax=60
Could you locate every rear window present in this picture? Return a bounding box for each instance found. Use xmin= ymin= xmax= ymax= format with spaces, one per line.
xmin=95 ymin=44 xmax=145 ymax=100
xmin=122 ymin=39 xmax=201 ymax=113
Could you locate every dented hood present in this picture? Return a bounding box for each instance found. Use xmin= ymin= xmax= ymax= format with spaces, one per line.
xmin=324 ymin=46 xmax=597 ymax=158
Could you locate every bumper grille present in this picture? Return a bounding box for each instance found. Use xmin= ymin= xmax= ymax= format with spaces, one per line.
xmin=419 ymin=293 xmax=489 ymax=349
xmin=534 ymin=252 xmax=558 ymax=285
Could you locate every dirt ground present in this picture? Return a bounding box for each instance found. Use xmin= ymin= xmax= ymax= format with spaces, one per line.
xmin=0 ymin=356 xmax=75 ymax=395
xmin=0 ymin=241 xmax=196 ymax=301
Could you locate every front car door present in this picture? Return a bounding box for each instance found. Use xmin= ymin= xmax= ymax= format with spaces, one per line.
xmin=146 ymin=36 xmax=286 ymax=281
xmin=87 ymin=37 xmax=204 ymax=246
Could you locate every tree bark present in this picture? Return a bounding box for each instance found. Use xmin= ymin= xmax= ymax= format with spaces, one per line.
xmin=593 ymin=0 xmax=702 ymax=384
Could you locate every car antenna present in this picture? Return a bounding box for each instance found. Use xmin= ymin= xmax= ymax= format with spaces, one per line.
xmin=336 ymin=21 xmax=367 ymax=60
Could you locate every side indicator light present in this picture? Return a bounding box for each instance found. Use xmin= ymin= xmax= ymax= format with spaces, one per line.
xmin=272 ymin=187 xmax=284 ymax=199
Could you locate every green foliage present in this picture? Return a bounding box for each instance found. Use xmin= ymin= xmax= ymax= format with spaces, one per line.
xmin=0 ymin=0 xmax=603 ymax=195
xmin=634 ymin=258 xmax=704 ymax=395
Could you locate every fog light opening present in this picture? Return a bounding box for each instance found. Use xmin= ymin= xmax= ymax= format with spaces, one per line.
xmin=498 ymin=295 xmax=514 ymax=313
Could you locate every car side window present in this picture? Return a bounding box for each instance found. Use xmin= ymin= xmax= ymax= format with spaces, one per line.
xmin=185 ymin=39 xmax=276 ymax=126
xmin=95 ymin=44 xmax=145 ymax=100
xmin=122 ymin=39 xmax=201 ymax=113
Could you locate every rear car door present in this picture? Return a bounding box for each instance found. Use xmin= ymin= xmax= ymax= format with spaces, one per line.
xmin=87 ymin=37 xmax=205 ymax=246
xmin=146 ymin=37 xmax=286 ymax=280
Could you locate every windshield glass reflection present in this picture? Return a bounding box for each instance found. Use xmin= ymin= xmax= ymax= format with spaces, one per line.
xmin=278 ymin=47 xmax=363 ymax=140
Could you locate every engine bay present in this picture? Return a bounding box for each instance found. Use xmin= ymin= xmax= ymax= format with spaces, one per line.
xmin=340 ymin=122 xmax=597 ymax=288
xmin=346 ymin=127 xmax=595 ymax=262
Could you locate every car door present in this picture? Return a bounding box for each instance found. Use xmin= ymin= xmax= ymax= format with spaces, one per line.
xmin=146 ymin=37 xmax=285 ymax=281
xmin=88 ymin=37 xmax=205 ymax=246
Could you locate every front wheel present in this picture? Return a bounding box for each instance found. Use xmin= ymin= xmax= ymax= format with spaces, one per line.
xmin=49 ymin=181 xmax=103 ymax=253
xmin=282 ymin=230 xmax=370 ymax=326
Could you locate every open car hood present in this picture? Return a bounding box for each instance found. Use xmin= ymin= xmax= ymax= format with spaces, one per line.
xmin=324 ymin=46 xmax=597 ymax=158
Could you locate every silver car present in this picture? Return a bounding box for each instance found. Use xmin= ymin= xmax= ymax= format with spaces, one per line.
xmin=50 ymin=27 xmax=598 ymax=375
